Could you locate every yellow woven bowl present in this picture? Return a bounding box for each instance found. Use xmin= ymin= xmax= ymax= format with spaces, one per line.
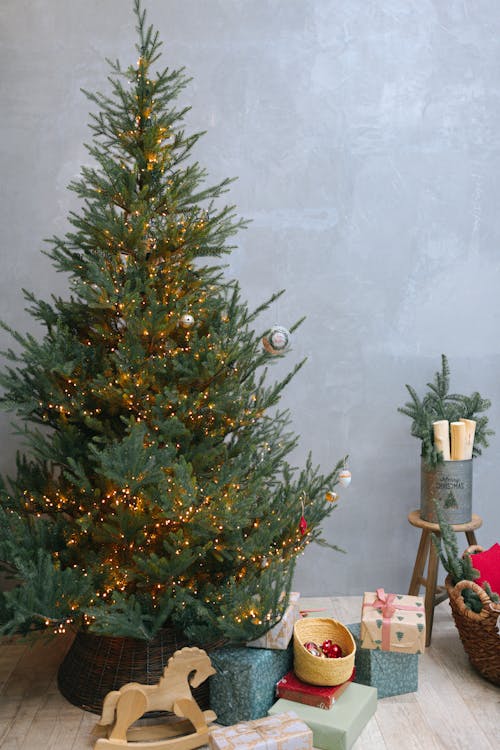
xmin=293 ymin=617 xmax=356 ymax=686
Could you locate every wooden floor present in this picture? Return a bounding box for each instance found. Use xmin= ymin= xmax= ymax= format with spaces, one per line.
xmin=0 ymin=596 xmax=498 ymax=749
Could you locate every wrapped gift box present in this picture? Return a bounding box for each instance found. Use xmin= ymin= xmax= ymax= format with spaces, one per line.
xmin=269 ymin=682 xmax=377 ymax=750
xmin=361 ymin=588 xmax=425 ymax=653
xmin=208 ymin=710 xmax=312 ymax=750
xmin=348 ymin=622 xmax=418 ymax=698
xmin=276 ymin=669 xmax=355 ymax=709
xmin=247 ymin=592 xmax=300 ymax=650
xmin=209 ymin=644 xmax=293 ymax=725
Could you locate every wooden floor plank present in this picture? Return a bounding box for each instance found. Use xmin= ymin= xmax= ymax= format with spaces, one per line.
xmin=375 ymin=699 xmax=442 ymax=750
xmin=466 ymin=695 xmax=500 ymax=742
xmin=20 ymin=716 xmax=82 ymax=750
xmin=0 ymin=739 xmax=22 ymax=750
xmin=416 ymin=645 xmax=494 ymax=749
xmin=0 ymin=596 xmax=498 ymax=750
xmin=0 ymin=699 xmax=39 ymax=747
xmin=354 ymin=714 xmax=388 ymax=750
xmin=0 ymin=643 xmax=26 ymax=695
xmin=69 ymin=713 xmax=95 ymax=750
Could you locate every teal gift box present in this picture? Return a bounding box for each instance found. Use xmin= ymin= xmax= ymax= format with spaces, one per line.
xmin=268 ymin=682 xmax=377 ymax=750
xmin=209 ymin=645 xmax=292 ymax=725
xmin=348 ymin=622 xmax=419 ymax=698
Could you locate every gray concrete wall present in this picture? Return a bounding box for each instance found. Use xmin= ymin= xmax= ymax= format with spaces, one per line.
xmin=1 ymin=0 xmax=499 ymax=597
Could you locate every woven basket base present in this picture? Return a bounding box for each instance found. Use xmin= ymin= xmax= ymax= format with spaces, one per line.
xmin=448 ymin=607 xmax=500 ymax=687
xmin=446 ymin=577 xmax=500 ymax=687
xmin=57 ymin=628 xmax=211 ymax=715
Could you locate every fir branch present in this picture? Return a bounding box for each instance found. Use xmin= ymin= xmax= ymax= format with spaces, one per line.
xmin=431 ymin=502 xmax=488 ymax=615
xmin=398 ymin=354 xmax=492 ymax=466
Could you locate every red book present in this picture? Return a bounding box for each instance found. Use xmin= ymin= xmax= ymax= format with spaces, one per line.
xmin=275 ymin=669 xmax=356 ymax=709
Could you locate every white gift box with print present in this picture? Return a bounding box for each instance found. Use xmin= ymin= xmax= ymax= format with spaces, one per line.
xmin=247 ymin=592 xmax=300 ymax=650
xmin=208 ymin=710 xmax=312 ymax=750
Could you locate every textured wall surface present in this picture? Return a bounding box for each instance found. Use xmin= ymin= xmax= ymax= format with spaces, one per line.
xmin=1 ymin=0 xmax=500 ymax=596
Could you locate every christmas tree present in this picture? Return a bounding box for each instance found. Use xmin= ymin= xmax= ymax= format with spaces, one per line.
xmin=0 ymin=1 xmax=344 ymax=644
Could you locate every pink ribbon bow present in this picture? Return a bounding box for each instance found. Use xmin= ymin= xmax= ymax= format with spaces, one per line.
xmin=372 ymin=588 xmax=397 ymax=618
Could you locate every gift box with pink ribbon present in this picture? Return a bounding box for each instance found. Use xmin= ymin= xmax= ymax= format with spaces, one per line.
xmin=360 ymin=588 xmax=426 ymax=654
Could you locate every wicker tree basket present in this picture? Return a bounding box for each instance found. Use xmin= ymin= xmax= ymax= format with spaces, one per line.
xmin=57 ymin=627 xmax=219 ymax=714
xmin=293 ymin=617 xmax=356 ymax=686
xmin=445 ymin=574 xmax=500 ymax=687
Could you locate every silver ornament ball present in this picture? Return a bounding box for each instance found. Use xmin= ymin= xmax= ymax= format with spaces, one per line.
xmin=180 ymin=313 xmax=195 ymax=329
xmin=262 ymin=325 xmax=291 ymax=355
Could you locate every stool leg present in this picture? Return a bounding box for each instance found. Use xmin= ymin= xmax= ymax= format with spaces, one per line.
xmin=465 ymin=530 xmax=478 ymax=547
xmin=408 ymin=530 xmax=430 ymax=596
xmin=425 ymin=538 xmax=439 ymax=647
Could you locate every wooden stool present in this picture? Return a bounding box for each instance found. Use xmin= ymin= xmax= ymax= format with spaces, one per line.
xmin=407 ymin=510 xmax=482 ymax=647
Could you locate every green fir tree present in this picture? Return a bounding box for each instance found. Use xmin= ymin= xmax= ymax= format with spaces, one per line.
xmin=0 ymin=1 xmax=345 ymax=642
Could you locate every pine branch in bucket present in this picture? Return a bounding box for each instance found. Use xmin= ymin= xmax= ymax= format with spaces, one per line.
xmin=398 ymin=354 xmax=493 ymax=467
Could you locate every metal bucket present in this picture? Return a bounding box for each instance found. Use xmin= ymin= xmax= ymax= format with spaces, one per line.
xmin=420 ymin=458 xmax=472 ymax=524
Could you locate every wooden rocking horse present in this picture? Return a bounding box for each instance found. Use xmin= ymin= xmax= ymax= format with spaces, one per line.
xmin=93 ymin=647 xmax=217 ymax=750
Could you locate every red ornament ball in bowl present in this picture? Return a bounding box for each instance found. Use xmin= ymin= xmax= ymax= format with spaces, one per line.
xmin=322 ymin=640 xmax=343 ymax=658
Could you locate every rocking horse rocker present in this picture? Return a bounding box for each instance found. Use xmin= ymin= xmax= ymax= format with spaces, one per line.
xmin=93 ymin=647 xmax=217 ymax=750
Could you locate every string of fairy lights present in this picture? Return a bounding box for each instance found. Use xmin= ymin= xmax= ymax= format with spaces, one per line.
xmin=4 ymin=45 xmax=332 ymax=638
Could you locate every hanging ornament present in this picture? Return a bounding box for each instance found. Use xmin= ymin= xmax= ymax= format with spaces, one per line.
xmin=339 ymin=470 xmax=351 ymax=487
xmin=325 ymin=490 xmax=338 ymax=503
xmin=180 ymin=313 xmax=195 ymax=329
xmin=262 ymin=325 xmax=291 ymax=355
xmin=339 ymin=460 xmax=351 ymax=487
xmin=299 ymin=493 xmax=308 ymax=536
xmin=339 ymin=471 xmax=351 ymax=488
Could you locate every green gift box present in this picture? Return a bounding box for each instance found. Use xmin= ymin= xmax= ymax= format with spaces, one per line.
xmin=268 ymin=682 xmax=377 ymax=750
xmin=209 ymin=645 xmax=292 ymax=725
xmin=348 ymin=622 xmax=419 ymax=698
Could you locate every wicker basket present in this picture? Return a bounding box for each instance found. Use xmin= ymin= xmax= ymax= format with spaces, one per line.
xmin=293 ymin=617 xmax=356 ymax=686
xmin=445 ymin=573 xmax=500 ymax=687
xmin=57 ymin=627 xmax=219 ymax=714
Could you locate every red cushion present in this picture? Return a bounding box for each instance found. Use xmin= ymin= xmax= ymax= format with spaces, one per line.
xmin=471 ymin=543 xmax=500 ymax=594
